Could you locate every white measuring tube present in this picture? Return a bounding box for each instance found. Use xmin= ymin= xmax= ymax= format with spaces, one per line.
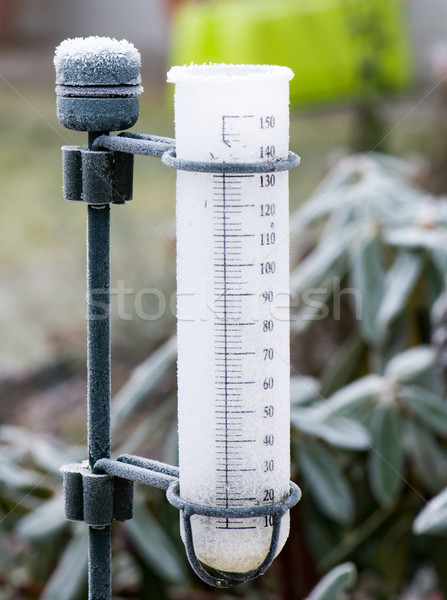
xmin=168 ymin=64 xmax=293 ymax=574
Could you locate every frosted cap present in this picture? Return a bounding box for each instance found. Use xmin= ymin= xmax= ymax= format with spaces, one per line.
xmin=55 ymin=36 xmax=141 ymax=86
xmin=167 ymin=63 xmax=294 ymax=84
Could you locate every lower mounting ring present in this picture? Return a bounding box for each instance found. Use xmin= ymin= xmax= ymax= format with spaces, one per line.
xmin=166 ymin=480 xmax=301 ymax=588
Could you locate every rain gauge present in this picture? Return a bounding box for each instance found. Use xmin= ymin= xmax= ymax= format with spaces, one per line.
xmin=170 ymin=64 xmax=295 ymax=572
xmin=56 ymin=36 xmax=300 ymax=596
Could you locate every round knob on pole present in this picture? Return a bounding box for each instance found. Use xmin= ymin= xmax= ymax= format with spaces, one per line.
xmin=54 ymin=36 xmax=143 ymax=132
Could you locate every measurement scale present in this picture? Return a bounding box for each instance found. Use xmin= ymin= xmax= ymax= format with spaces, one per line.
xmin=168 ymin=64 xmax=293 ymax=573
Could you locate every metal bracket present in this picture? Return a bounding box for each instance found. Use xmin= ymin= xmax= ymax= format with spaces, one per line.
xmin=93 ymin=132 xmax=175 ymax=158
xmin=90 ymin=132 xmax=300 ymax=175
xmin=89 ymin=454 xmax=301 ymax=588
xmin=61 ymin=462 xmax=133 ymax=527
xmin=62 ymin=455 xmax=301 ymax=585
xmin=62 ymin=145 xmax=134 ymax=204
xmin=167 ymin=479 xmax=301 ymax=588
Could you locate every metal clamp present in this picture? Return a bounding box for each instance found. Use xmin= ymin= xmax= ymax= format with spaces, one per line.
xmin=87 ymin=454 xmax=301 ymax=588
xmin=93 ymin=132 xmax=175 ymax=158
xmin=61 ymin=462 xmax=133 ymax=527
xmin=62 ymin=145 xmax=134 ymax=204
xmin=90 ymin=132 xmax=301 ymax=175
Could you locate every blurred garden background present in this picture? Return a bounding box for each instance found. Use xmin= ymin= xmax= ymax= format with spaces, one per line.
xmin=3 ymin=0 xmax=447 ymax=598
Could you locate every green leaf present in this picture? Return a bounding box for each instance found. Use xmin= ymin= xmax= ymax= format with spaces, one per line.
xmin=413 ymin=487 xmax=447 ymax=535
xmin=0 ymin=494 xmax=41 ymax=524
xmin=385 ymin=347 xmax=436 ymax=384
xmin=400 ymin=385 xmax=447 ymax=435
xmin=116 ymin=394 xmax=176 ymax=455
xmin=350 ymin=231 xmax=386 ymax=345
xmin=320 ymin=375 xmax=382 ymax=418
xmin=0 ymin=425 xmax=36 ymax=447
xmin=30 ymin=437 xmax=83 ymax=478
xmin=367 ymin=179 xmax=417 ymax=226
xmin=320 ymin=416 xmax=371 ymax=450
xmin=290 ymin=230 xmax=353 ymax=296
xmin=321 ymin=332 xmax=365 ymax=397
xmin=306 ymin=562 xmax=357 ymax=600
xmin=0 ymin=458 xmax=42 ymax=489
xmin=291 ymin=271 xmax=343 ymax=334
xmin=376 ymin=512 xmax=414 ymax=588
xmin=321 ymin=203 xmax=355 ymax=239
xmin=111 ymin=336 xmax=177 ymax=428
xmin=364 ymin=152 xmax=409 ymax=174
xmin=432 ymin=246 xmax=447 ymax=275
xmin=292 ymin=409 xmax=371 ymax=450
xmin=375 ymin=317 xmax=409 ymax=374
xmin=402 ymin=417 xmax=447 ymax=494
xmin=368 ymin=405 xmax=403 ymax=505
xmin=15 ymin=494 xmax=67 ymax=541
xmin=384 ymin=227 xmax=440 ymax=250
xmin=290 ymin=376 xmax=321 ymax=406
xmin=125 ymin=501 xmax=186 ymax=584
xmin=290 ymin=174 xmax=350 ymax=230
xmin=163 ymin=419 xmax=179 ymax=467
xmin=426 ymin=260 xmax=446 ymax=307
xmin=41 ymin=526 xmax=88 ymax=600
xmin=376 ymin=250 xmax=422 ymax=336
xmin=297 ymin=441 xmax=354 ymax=524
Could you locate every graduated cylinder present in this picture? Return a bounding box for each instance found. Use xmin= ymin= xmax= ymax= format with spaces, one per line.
xmin=169 ymin=64 xmax=293 ymax=573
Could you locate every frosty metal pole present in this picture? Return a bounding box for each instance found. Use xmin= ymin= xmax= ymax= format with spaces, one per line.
xmin=86 ymin=132 xmax=111 ymax=470
xmin=55 ymin=37 xmax=142 ymax=600
xmin=86 ymin=134 xmax=112 ymax=599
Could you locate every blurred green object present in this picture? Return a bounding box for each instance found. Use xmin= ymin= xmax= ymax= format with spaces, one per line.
xmin=169 ymin=0 xmax=412 ymax=106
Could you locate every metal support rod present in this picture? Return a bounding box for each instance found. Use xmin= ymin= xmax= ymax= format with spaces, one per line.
xmin=89 ymin=527 xmax=112 ymax=600
xmin=87 ymin=131 xmax=112 ymax=600
xmin=87 ymin=203 xmax=111 ymax=467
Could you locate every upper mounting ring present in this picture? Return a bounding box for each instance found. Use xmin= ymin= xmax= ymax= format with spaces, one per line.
xmin=162 ymin=149 xmax=300 ymax=173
